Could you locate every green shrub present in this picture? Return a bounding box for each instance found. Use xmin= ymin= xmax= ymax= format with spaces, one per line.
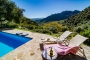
xmin=75 ymin=27 xmax=84 ymax=33
xmin=27 ymin=25 xmax=35 ymax=29
xmin=37 ymin=26 xmax=43 ymax=29
xmin=43 ymin=22 xmax=62 ymax=33
xmin=82 ymin=29 xmax=90 ymax=46
xmin=67 ymin=32 xmax=77 ymax=40
xmin=6 ymin=23 xmax=18 ymax=28
xmin=47 ymin=26 xmax=58 ymax=33
xmin=61 ymin=26 xmax=68 ymax=32
xmin=33 ymin=29 xmax=52 ymax=35
xmin=21 ymin=24 xmax=37 ymax=30
xmin=83 ymin=25 xmax=88 ymax=30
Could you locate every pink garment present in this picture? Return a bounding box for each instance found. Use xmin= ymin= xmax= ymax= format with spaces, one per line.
xmin=44 ymin=44 xmax=79 ymax=55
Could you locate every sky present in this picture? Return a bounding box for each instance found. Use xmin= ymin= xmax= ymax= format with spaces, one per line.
xmin=11 ymin=0 xmax=90 ymax=18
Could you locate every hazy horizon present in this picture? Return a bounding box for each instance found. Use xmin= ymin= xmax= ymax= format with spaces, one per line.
xmin=11 ymin=0 xmax=90 ymax=18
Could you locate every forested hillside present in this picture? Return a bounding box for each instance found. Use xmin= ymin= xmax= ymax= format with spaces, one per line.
xmin=64 ymin=6 xmax=90 ymax=29
xmin=39 ymin=10 xmax=80 ymax=23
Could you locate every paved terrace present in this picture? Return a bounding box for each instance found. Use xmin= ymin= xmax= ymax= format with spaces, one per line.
xmin=0 ymin=29 xmax=90 ymax=60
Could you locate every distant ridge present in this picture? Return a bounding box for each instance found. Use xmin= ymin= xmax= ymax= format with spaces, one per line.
xmin=31 ymin=18 xmax=43 ymax=21
xmin=39 ymin=10 xmax=80 ymax=23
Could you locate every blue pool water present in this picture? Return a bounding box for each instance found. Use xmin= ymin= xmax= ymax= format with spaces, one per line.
xmin=0 ymin=32 xmax=32 ymax=57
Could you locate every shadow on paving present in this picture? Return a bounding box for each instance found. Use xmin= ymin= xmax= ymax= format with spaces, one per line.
xmin=40 ymin=43 xmax=44 ymax=50
xmin=42 ymin=53 xmax=87 ymax=60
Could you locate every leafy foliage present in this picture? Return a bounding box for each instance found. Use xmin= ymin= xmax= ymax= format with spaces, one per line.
xmin=0 ymin=0 xmax=38 ymax=29
xmin=0 ymin=0 xmax=24 ymax=23
xmin=43 ymin=22 xmax=62 ymax=33
xmin=81 ymin=29 xmax=90 ymax=46
xmin=75 ymin=27 xmax=84 ymax=33
xmin=32 ymin=29 xmax=52 ymax=35
xmin=61 ymin=26 xmax=68 ymax=32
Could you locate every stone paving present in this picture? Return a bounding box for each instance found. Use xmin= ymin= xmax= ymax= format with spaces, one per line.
xmin=0 ymin=29 xmax=90 ymax=60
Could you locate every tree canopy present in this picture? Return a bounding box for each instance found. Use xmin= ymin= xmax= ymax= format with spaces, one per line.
xmin=0 ymin=0 xmax=38 ymax=28
xmin=0 ymin=0 xmax=24 ymax=23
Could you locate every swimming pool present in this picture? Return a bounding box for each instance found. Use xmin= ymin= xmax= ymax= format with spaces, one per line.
xmin=0 ymin=32 xmax=32 ymax=57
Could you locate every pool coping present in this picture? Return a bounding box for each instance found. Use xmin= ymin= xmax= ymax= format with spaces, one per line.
xmin=0 ymin=29 xmax=51 ymax=60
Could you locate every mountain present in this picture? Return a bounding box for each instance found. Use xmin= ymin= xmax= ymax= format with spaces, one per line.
xmin=63 ymin=6 xmax=90 ymax=29
xmin=31 ymin=18 xmax=43 ymax=21
xmin=39 ymin=10 xmax=80 ymax=23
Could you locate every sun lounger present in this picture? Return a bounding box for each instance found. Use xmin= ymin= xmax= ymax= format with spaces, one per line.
xmin=16 ymin=32 xmax=28 ymax=37
xmin=41 ymin=31 xmax=72 ymax=44
xmin=16 ymin=32 xmax=22 ymax=35
xmin=21 ymin=33 xmax=28 ymax=36
xmin=56 ymin=31 xmax=72 ymax=42
xmin=43 ymin=34 xmax=88 ymax=59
